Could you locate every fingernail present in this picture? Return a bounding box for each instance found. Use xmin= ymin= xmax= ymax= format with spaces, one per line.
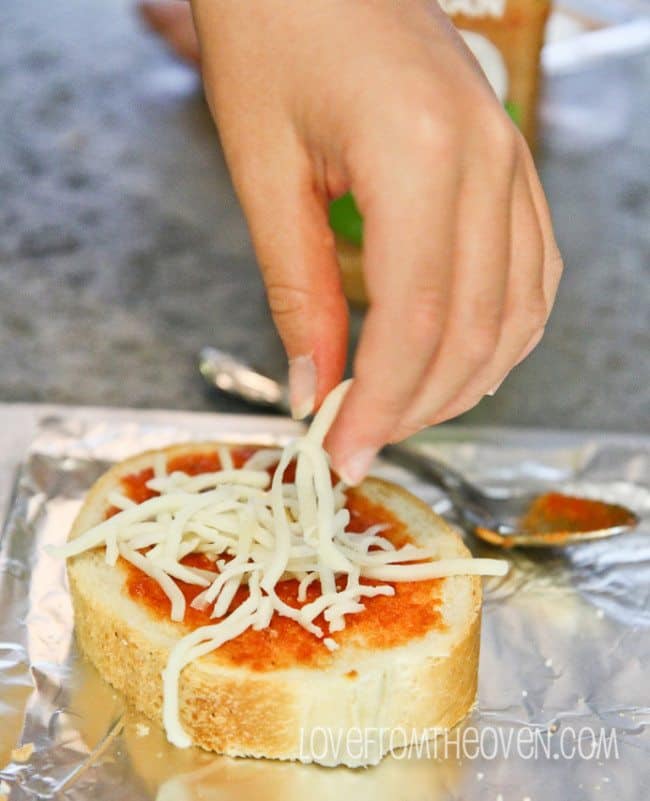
xmin=336 ymin=447 xmax=377 ymax=486
xmin=486 ymin=377 xmax=506 ymax=397
xmin=516 ymin=328 xmax=545 ymax=365
xmin=288 ymin=355 xmax=316 ymax=420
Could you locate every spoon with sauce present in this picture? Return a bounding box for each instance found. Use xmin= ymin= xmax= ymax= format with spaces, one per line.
xmin=380 ymin=445 xmax=639 ymax=548
xmin=199 ymin=347 xmax=640 ymax=548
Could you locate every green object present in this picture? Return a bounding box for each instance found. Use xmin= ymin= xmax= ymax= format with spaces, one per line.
xmin=329 ymin=193 xmax=363 ymax=247
xmin=329 ymin=101 xmax=523 ymax=246
xmin=505 ymin=100 xmax=522 ymax=127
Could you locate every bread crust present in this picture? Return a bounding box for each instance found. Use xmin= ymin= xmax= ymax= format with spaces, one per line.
xmin=67 ymin=443 xmax=482 ymax=766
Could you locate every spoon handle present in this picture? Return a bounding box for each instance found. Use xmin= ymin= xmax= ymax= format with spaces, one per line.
xmin=380 ymin=444 xmax=489 ymax=512
xmin=198 ymin=348 xmax=488 ymax=516
xmin=199 ymin=347 xmax=291 ymax=414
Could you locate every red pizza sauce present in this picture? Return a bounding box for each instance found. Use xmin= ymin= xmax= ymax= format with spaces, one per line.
xmin=518 ymin=492 xmax=635 ymax=536
xmin=115 ymin=447 xmax=445 ymax=670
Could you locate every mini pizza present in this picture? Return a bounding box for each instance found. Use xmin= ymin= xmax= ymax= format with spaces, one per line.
xmin=53 ymin=382 xmax=507 ymax=766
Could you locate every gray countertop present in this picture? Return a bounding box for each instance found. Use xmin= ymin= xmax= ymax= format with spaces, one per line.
xmin=1 ymin=0 xmax=649 ymax=430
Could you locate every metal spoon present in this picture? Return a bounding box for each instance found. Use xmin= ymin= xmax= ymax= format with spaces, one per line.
xmin=198 ymin=347 xmax=640 ymax=548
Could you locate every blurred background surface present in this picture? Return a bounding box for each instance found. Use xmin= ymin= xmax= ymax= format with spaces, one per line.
xmin=0 ymin=0 xmax=648 ymax=430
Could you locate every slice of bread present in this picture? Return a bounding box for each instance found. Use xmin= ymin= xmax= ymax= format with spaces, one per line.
xmin=66 ymin=442 xmax=481 ymax=767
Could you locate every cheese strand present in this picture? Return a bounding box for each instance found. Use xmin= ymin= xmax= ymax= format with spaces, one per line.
xmin=53 ymin=379 xmax=508 ymax=748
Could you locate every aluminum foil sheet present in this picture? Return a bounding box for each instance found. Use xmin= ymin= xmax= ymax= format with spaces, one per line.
xmin=1 ymin=409 xmax=649 ymax=800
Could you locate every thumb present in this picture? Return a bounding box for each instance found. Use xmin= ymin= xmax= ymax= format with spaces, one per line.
xmin=236 ymin=157 xmax=349 ymax=419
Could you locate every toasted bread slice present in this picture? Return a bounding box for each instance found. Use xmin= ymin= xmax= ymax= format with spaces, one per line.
xmin=66 ymin=442 xmax=481 ymax=767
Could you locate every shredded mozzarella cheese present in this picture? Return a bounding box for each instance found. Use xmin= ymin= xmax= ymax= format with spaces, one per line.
xmin=438 ymin=0 xmax=506 ymax=18
xmin=51 ymin=379 xmax=508 ymax=748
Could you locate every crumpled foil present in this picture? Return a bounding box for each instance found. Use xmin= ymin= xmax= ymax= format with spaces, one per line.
xmin=1 ymin=411 xmax=649 ymax=800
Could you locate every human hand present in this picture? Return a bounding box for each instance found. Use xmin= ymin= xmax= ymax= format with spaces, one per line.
xmin=190 ymin=0 xmax=563 ymax=484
